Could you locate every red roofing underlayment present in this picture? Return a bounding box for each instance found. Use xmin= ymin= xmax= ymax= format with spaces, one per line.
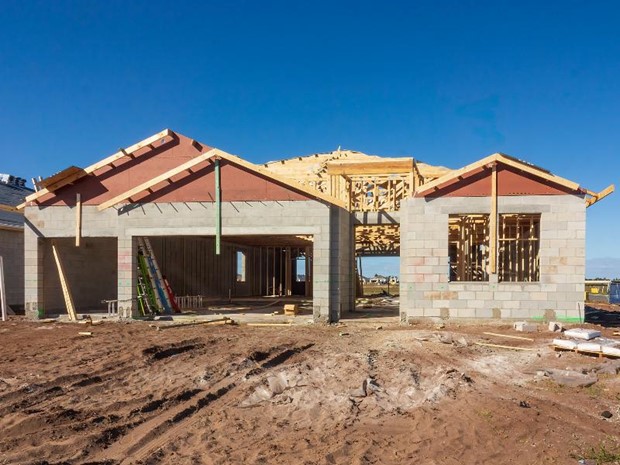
xmin=36 ymin=132 xmax=314 ymax=207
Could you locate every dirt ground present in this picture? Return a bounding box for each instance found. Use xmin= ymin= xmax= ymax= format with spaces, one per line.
xmin=1 ymin=311 xmax=620 ymax=465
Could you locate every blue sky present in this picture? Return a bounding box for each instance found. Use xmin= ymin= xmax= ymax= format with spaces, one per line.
xmin=1 ymin=1 xmax=618 ymax=277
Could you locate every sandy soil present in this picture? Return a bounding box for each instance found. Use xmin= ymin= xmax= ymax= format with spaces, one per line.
xmin=0 ymin=315 xmax=619 ymax=465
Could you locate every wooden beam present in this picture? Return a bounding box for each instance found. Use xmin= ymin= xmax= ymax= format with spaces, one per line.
xmin=415 ymin=154 xmax=498 ymax=195
xmin=586 ymin=184 xmax=615 ymax=207
xmin=490 ymin=163 xmax=498 ymax=274
xmin=75 ymin=193 xmax=82 ymax=247
xmin=326 ymin=158 xmax=414 ymax=175
xmin=97 ymin=149 xmax=218 ymax=210
xmin=0 ymin=204 xmax=21 ymax=214
xmin=19 ymin=129 xmax=172 ymax=208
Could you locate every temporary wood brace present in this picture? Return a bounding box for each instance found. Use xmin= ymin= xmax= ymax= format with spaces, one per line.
xmin=51 ymin=243 xmax=78 ymax=321
xmin=18 ymin=129 xmax=172 ymax=208
xmin=586 ymin=184 xmax=615 ymax=207
xmin=415 ymin=153 xmax=582 ymax=196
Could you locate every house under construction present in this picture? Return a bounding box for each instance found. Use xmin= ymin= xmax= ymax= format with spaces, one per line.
xmin=18 ymin=129 xmax=614 ymax=323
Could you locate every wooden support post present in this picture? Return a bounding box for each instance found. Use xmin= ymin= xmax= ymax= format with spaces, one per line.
xmin=285 ymin=247 xmax=292 ymax=296
xmin=490 ymin=163 xmax=498 ymax=274
xmin=75 ymin=193 xmax=82 ymax=247
xmin=215 ymin=158 xmax=221 ymax=255
xmin=0 ymin=256 xmax=7 ymax=322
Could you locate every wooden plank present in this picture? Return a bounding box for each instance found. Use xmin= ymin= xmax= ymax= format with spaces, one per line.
xmin=75 ymin=193 xmax=82 ymax=247
xmin=37 ymin=166 xmax=84 ymax=190
xmin=474 ymin=342 xmax=537 ymax=351
xmin=154 ymin=317 xmax=233 ymax=330
xmin=326 ymin=158 xmax=414 ymax=175
xmin=0 ymin=204 xmax=21 ymax=214
xmin=247 ymin=323 xmax=293 ymax=327
xmin=482 ymin=332 xmax=534 ymax=341
xmin=586 ymin=184 xmax=615 ymax=207
xmin=490 ymin=163 xmax=497 ymax=274
xmin=97 ymin=149 xmax=218 ymax=210
xmin=19 ymin=129 xmax=172 ymax=208
xmin=51 ymin=244 xmax=78 ymax=321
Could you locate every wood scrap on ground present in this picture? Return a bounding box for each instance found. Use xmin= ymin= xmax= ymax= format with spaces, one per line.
xmin=474 ymin=342 xmax=537 ymax=351
xmin=154 ymin=317 xmax=234 ymax=330
xmin=483 ymin=332 xmax=535 ymax=342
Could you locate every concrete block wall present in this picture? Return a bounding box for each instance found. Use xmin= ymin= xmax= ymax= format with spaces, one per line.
xmin=41 ymin=237 xmax=117 ymax=314
xmin=400 ymin=195 xmax=586 ymax=323
xmin=25 ymin=200 xmax=354 ymax=321
xmin=0 ymin=228 xmax=25 ymax=309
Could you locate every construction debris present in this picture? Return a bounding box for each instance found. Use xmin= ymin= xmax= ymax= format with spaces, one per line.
xmin=483 ymin=332 xmax=535 ymax=342
xmin=154 ymin=317 xmax=234 ymax=330
xmin=283 ymin=304 xmax=298 ymax=316
xmin=474 ymin=342 xmax=537 ymax=351
xmin=513 ymin=321 xmax=537 ymax=332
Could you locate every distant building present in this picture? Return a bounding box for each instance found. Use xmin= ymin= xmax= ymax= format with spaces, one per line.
xmin=0 ymin=174 xmax=33 ymax=311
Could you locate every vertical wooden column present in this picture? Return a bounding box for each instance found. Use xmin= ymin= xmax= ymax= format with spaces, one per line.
xmin=75 ymin=193 xmax=82 ymax=247
xmin=490 ymin=163 xmax=498 ymax=274
xmin=0 ymin=256 xmax=7 ymax=322
xmin=285 ymin=247 xmax=292 ymax=296
xmin=214 ymin=158 xmax=221 ymax=255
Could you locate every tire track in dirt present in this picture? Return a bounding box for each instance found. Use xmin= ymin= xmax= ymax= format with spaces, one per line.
xmin=87 ymin=344 xmax=313 ymax=464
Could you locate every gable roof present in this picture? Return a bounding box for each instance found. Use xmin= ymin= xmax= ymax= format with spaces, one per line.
xmin=19 ymin=129 xmax=345 ymax=210
xmin=415 ymin=152 xmax=583 ymax=196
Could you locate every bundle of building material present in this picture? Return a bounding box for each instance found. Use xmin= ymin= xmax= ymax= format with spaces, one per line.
xmin=553 ymin=329 xmax=620 ymax=358
xmin=563 ymin=328 xmax=601 ymax=340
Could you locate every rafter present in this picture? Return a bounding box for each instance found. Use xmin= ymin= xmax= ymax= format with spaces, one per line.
xmin=19 ymin=129 xmax=172 ymax=208
xmin=415 ymin=153 xmax=582 ymax=196
xmin=586 ymin=184 xmax=615 ymax=207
